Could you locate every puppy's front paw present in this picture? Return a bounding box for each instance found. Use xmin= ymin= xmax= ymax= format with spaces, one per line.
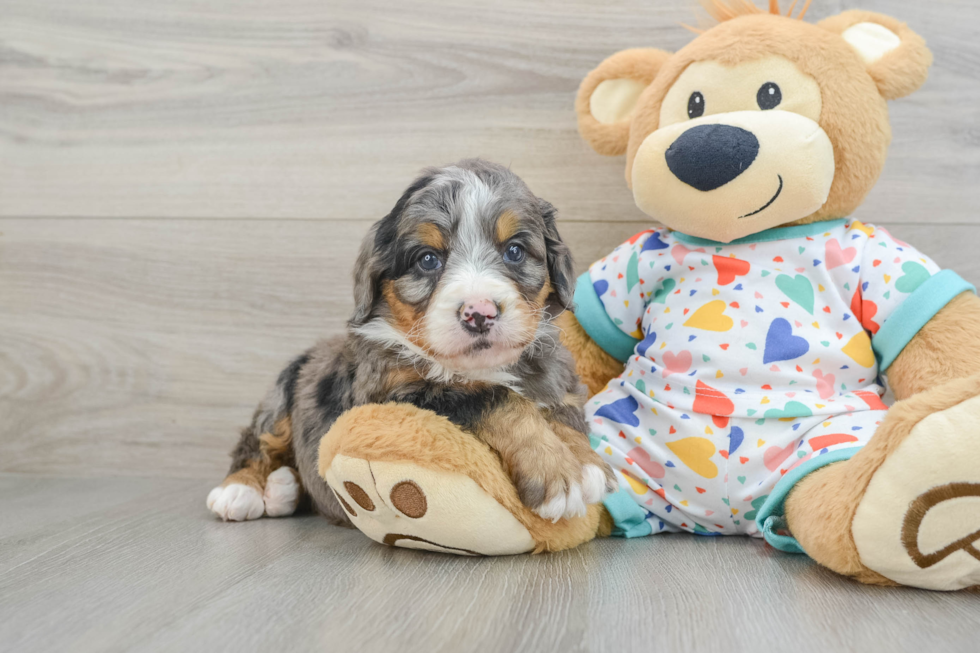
xmin=207 ymin=483 xmax=265 ymax=521
xmin=512 ymin=460 xmax=608 ymax=523
xmin=582 ymin=463 xmax=616 ymax=504
xmin=534 ymin=481 xmax=587 ymax=522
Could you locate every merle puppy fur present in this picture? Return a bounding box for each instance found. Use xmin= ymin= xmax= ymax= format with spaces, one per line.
xmin=207 ymin=159 xmax=615 ymax=525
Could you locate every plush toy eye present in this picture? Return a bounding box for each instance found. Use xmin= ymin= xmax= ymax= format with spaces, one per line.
xmin=503 ymin=243 xmax=525 ymax=264
xmin=417 ymin=252 xmax=443 ymax=272
xmin=757 ymin=82 xmax=782 ymax=110
xmin=687 ymin=91 xmax=705 ymax=119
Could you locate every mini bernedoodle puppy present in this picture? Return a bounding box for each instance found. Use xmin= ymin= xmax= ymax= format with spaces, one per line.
xmin=207 ymin=159 xmax=616 ymax=526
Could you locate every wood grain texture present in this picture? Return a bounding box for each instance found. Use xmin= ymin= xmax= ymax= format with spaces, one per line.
xmin=1 ymin=474 xmax=977 ymax=653
xmin=1 ymin=219 xmax=978 ymax=478
xmin=2 ymin=0 xmax=978 ymax=224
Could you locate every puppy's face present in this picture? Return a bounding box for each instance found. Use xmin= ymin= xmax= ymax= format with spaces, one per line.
xmin=353 ymin=160 xmax=574 ymax=372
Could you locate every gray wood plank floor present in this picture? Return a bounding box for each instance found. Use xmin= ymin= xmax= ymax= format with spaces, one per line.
xmin=2 ymin=0 xmax=979 ymax=650
xmin=2 ymin=474 xmax=978 ymax=653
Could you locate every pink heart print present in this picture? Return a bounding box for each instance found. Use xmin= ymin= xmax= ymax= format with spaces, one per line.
xmin=824 ymin=238 xmax=857 ymax=269
xmin=671 ymin=244 xmax=706 ymax=265
xmin=764 ymin=442 xmax=798 ymax=472
xmin=628 ymin=447 xmax=666 ymax=479
xmin=879 ymin=226 xmax=909 ymax=247
xmin=812 ymin=369 xmax=836 ymax=399
xmin=662 ymin=350 xmax=693 ymax=377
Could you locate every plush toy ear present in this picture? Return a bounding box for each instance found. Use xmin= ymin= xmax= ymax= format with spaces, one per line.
xmin=576 ymin=48 xmax=671 ymax=156
xmin=819 ymin=10 xmax=932 ymax=100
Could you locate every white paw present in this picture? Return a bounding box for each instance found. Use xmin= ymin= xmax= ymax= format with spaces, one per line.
xmin=534 ymin=482 xmax=587 ymax=523
xmin=264 ymin=467 xmax=301 ymax=517
xmin=207 ymin=483 xmax=265 ymax=521
xmin=582 ymin=464 xmax=611 ymax=505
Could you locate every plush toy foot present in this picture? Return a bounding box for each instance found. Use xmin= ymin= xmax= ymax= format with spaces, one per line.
xmin=324 ymin=454 xmax=535 ymax=555
xmin=786 ymin=375 xmax=980 ymax=590
xmin=852 ymin=388 xmax=980 ymax=589
xmin=318 ymin=403 xmax=603 ymax=555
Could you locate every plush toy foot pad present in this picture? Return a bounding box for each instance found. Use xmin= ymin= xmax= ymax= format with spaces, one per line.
xmin=323 ymin=454 xmax=536 ymax=556
xmin=853 ymin=393 xmax=980 ymax=590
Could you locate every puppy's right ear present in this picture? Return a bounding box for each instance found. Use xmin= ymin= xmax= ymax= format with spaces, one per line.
xmin=350 ymin=172 xmax=433 ymax=327
xmin=350 ymin=224 xmax=384 ymax=327
xmin=576 ymin=48 xmax=671 ymax=156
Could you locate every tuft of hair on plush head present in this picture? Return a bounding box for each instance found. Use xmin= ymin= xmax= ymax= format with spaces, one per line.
xmin=685 ymin=0 xmax=812 ymax=32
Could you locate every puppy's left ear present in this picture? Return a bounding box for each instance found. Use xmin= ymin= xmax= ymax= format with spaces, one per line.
xmin=820 ymin=10 xmax=932 ymax=100
xmin=539 ymin=199 xmax=575 ymax=311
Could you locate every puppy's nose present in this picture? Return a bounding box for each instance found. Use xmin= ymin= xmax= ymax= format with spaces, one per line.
xmin=665 ymin=124 xmax=759 ymax=191
xmin=459 ymin=299 xmax=498 ymax=334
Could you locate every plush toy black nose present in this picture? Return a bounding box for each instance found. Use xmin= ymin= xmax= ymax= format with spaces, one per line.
xmin=665 ymin=124 xmax=760 ymax=192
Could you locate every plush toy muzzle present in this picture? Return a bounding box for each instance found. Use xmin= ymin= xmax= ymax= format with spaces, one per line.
xmin=631 ymin=108 xmax=834 ymax=242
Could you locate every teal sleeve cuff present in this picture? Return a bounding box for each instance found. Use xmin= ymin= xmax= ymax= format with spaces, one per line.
xmin=755 ymin=447 xmax=864 ymax=555
xmin=873 ymin=270 xmax=976 ymax=371
xmin=572 ymin=271 xmax=640 ymax=363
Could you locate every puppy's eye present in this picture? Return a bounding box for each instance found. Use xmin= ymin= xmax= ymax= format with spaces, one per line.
xmin=687 ymin=91 xmax=704 ymax=119
xmin=757 ymin=82 xmax=781 ymax=110
xmin=416 ymin=252 xmax=442 ymax=272
xmin=503 ymin=243 xmax=525 ymax=264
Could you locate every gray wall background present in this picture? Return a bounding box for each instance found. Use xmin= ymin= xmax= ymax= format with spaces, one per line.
xmin=3 ymin=0 xmax=978 ymax=479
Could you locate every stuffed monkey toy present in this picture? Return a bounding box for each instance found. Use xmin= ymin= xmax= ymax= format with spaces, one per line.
xmin=319 ymin=3 xmax=980 ymax=591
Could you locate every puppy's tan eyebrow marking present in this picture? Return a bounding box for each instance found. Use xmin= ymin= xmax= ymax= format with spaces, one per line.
xmin=495 ymin=210 xmax=521 ymax=243
xmin=417 ymin=222 xmax=445 ymax=250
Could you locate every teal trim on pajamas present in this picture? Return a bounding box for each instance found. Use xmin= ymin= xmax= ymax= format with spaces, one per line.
xmin=872 ymin=270 xmax=975 ymax=371
xmin=603 ymin=490 xmax=653 ymax=538
xmin=670 ymin=219 xmax=847 ymax=247
xmin=755 ymin=446 xmax=864 ymax=554
xmin=573 ymin=271 xmax=640 ymax=363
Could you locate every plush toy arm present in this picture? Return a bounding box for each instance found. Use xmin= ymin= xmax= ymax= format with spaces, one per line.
xmin=886 ymin=291 xmax=980 ymax=400
xmin=556 ymin=310 xmax=625 ymax=397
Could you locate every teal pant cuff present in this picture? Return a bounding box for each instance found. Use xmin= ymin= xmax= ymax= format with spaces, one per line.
xmin=603 ymin=490 xmax=653 ymax=538
xmin=755 ymin=446 xmax=864 ymax=554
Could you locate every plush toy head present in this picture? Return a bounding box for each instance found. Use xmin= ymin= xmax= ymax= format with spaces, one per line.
xmin=576 ymin=2 xmax=932 ymax=243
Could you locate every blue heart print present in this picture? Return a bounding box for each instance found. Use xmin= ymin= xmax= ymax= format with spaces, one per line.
xmin=641 ymin=232 xmax=669 ymax=252
xmin=728 ymin=426 xmax=744 ymax=455
xmin=763 ymin=318 xmax=810 ymax=364
xmin=593 ymin=278 xmax=609 ymax=297
xmin=636 ymin=329 xmax=657 ymax=358
xmin=595 ymin=396 xmax=641 ymax=427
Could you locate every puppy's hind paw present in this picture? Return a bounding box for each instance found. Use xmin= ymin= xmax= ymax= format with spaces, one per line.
xmin=207 ymin=483 xmax=265 ymax=521
xmin=264 ymin=466 xmax=301 ymax=517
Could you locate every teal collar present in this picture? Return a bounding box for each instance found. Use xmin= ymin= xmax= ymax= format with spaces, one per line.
xmin=670 ymin=218 xmax=847 ymax=246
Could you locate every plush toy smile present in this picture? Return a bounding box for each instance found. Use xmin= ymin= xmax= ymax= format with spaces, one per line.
xmin=740 ymin=174 xmax=782 ymax=219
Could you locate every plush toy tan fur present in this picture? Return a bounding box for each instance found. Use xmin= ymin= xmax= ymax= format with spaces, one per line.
xmin=319 ymin=2 xmax=980 ymax=590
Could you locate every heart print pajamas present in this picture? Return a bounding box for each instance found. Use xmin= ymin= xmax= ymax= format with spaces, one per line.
xmin=573 ymin=219 xmax=974 ymax=551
